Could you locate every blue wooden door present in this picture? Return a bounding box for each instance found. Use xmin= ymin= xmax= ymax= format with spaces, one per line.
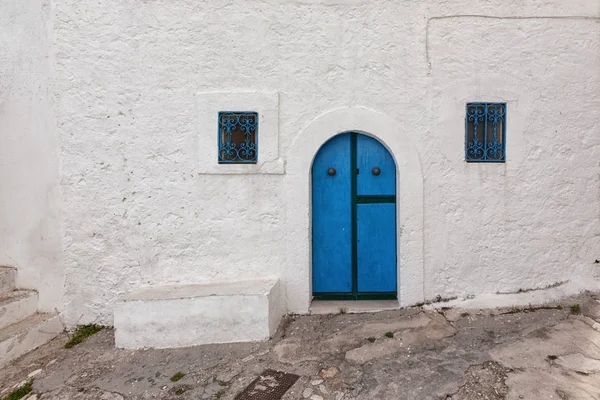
xmin=311 ymin=133 xmax=352 ymax=294
xmin=312 ymin=132 xmax=397 ymax=300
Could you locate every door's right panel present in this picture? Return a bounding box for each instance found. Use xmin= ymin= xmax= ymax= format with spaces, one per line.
xmin=356 ymin=134 xmax=396 ymax=196
xmin=356 ymin=203 xmax=397 ymax=293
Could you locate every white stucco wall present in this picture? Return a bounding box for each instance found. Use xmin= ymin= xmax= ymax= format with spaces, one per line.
xmin=0 ymin=0 xmax=64 ymax=312
xmin=52 ymin=0 xmax=600 ymax=325
xmin=427 ymin=13 xmax=600 ymax=298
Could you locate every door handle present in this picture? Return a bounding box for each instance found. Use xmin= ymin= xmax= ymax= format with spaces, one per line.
xmin=372 ymin=167 xmax=381 ymax=176
xmin=327 ymin=167 xmax=336 ymax=176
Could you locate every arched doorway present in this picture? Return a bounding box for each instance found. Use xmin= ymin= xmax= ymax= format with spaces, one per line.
xmin=312 ymin=131 xmax=397 ymax=300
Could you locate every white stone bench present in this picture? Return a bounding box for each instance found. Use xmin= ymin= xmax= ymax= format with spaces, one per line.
xmin=113 ymin=278 xmax=283 ymax=349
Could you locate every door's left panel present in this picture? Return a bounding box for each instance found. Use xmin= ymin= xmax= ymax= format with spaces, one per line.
xmin=312 ymin=133 xmax=352 ymax=294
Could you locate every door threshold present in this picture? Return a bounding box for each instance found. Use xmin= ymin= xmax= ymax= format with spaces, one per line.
xmin=309 ymin=300 xmax=400 ymax=315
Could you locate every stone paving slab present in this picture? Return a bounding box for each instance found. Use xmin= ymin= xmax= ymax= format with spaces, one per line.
xmin=1 ymin=293 xmax=600 ymax=399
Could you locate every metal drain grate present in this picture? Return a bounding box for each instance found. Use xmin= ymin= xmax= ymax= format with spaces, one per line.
xmin=235 ymin=369 xmax=300 ymax=400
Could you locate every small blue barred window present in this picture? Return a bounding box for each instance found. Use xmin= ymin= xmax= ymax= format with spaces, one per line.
xmin=465 ymin=103 xmax=506 ymax=162
xmin=218 ymin=111 xmax=258 ymax=164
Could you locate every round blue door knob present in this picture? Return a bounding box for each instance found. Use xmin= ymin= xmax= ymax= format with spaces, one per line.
xmin=327 ymin=167 xmax=336 ymax=176
xmin=372 ymin=167 xmax=381 ymax=176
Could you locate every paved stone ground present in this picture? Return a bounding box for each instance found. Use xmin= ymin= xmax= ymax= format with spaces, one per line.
xmin=2 ymin=293 xmax=600 ymax=400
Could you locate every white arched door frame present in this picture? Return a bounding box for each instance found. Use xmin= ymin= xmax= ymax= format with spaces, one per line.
xmin=284 ymin=107 xmax=424 ymax=312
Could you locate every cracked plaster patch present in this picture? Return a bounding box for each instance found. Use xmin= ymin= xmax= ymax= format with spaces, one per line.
xmin=345 ymin=312 xmax=456 ymax=364
xmin=445 ymin=361 xmax=509 ymax=400
xmin=274 ymin=340 xmax=321 ymax=364
xmin=39 ymin=387 xmax=124 ymax=400
xmin=555 ymin=353 xmax=600 ymax=375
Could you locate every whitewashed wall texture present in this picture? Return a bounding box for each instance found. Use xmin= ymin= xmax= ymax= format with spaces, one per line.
xmin=0 ymin=0 xmax=598 ymax=326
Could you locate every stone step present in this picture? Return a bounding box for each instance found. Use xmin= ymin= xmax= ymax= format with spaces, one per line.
xmin=114 ymin=278 xmax=283 ymax=349
xmin=0 ymin=290 xmax=38 ymax=330
xmin=0 ymin=267 xmax=16 ymax=295
xmin=0 ymin=313 xmax=63 ymax=366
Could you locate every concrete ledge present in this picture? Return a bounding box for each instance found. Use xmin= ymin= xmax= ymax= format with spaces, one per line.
xmin=0 ymin=313 xmax=63 ymax=366
xmin=425 ymin=280 xmax=600 ymax=311
xmin=309 ymin=300 xmax=401 ymax=315
xmin=114 ymin=278 xmax=283 ymax=349
xmin=0 ymin=267 xmax=16 ymax=295
xmin=0 ymin=290 xmax=38 ymax=330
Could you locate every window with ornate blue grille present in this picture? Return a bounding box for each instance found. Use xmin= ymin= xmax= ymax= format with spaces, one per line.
xmin=218 ymin=111 xmax=258 ymax=164
xmin=465 ymin=103 xmax=506 ymax=162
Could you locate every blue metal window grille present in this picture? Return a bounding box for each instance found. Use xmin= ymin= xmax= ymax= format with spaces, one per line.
xmin=465 ymin=102 xmax=506 ymax=162
xmin=218 ymin=111 xmax=258 ymax=164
